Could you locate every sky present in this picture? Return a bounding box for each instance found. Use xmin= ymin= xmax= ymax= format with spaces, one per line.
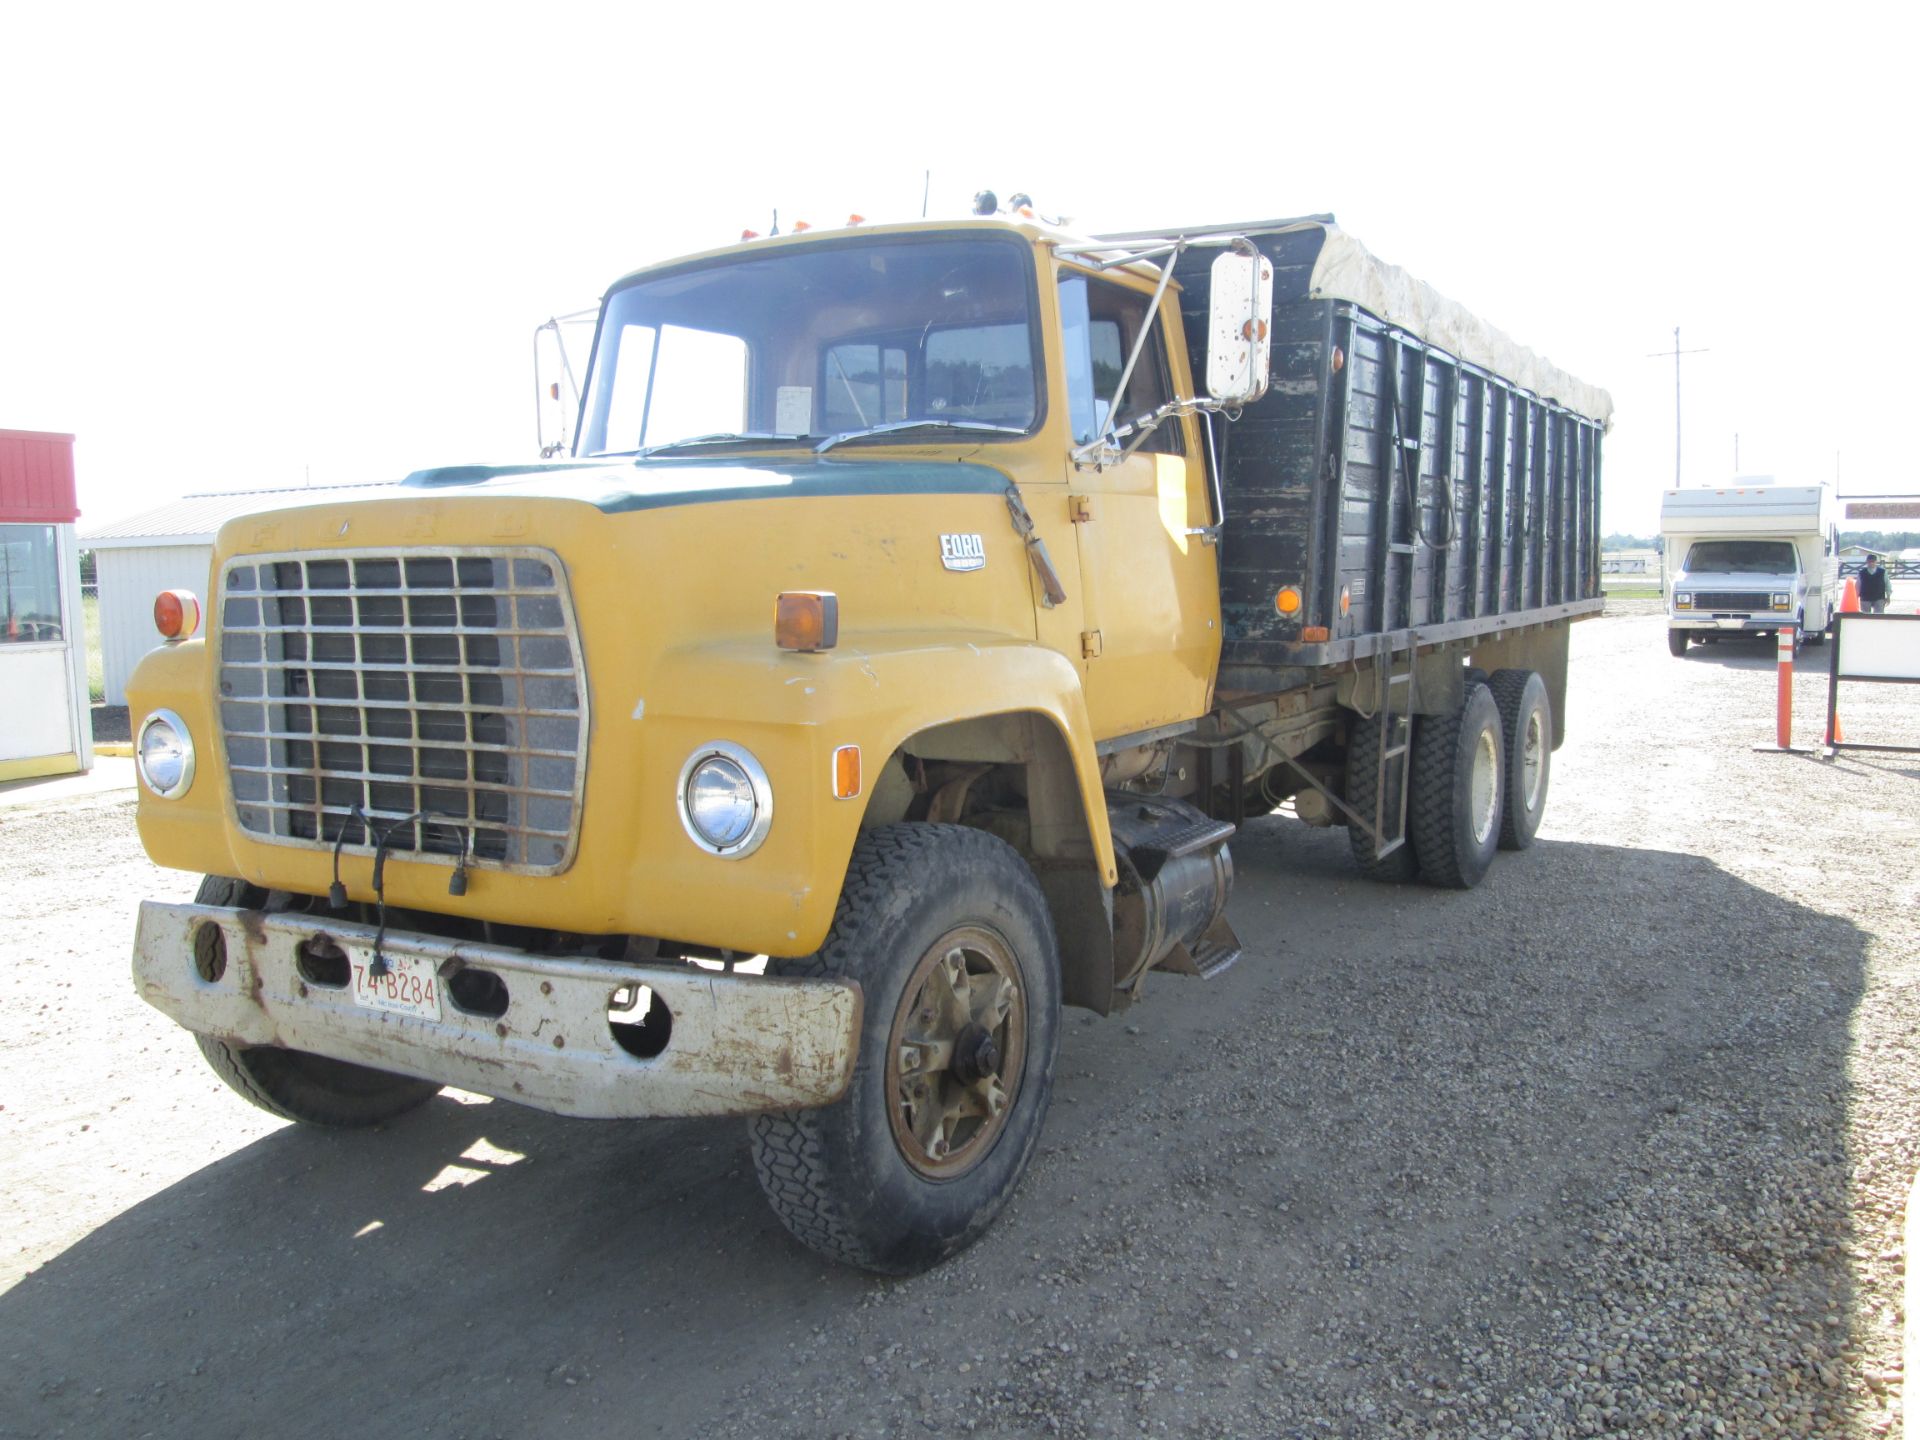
xmin=3 ymin=2 xmax=1914 ymax=536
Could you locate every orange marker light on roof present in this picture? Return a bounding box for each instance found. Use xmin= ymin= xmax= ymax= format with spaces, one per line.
xmin=832 ymin=745 xmax=862 ymax=799
xmin=775 ymin=591 xmax=839 ymax=652
xmin=846 ymin=213 xmax=865 ymax=226
xmin=740 ymin=229 xmax=761 ymax=241
xmin=792 ymin=219 xmax=812 ymax=233
xmin=154 ymin=589 xmax=201 ymax=642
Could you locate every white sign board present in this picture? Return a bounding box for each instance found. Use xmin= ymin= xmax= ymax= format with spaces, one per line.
xmin=1836 ymin=615 xmax=1920 ymax=681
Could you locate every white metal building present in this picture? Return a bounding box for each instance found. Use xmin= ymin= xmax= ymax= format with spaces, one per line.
xmin=83 ymin=485 xmax=398 ymax=707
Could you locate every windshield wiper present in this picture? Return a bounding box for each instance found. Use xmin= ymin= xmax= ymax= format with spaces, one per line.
xmin=635 ymin=431 xmax=799 ymax=458
xmin=813 ymin=419 xmax=1026 ymax=454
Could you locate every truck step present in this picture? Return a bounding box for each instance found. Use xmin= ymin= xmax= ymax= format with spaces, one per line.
xmin=1154 ymin=914 xmax=1244 ymax=980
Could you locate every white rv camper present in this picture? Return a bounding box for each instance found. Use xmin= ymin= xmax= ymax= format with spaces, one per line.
xmin=1660 ymin=481 xmax=1839 ymax=657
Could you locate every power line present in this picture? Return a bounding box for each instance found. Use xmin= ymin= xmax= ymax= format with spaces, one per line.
xmin=1646 ymin=327 xmax=1709 ymax=487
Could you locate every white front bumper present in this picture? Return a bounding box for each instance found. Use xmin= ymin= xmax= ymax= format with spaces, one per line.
xmin=132 ymin=901 xmax=861 ymax=1119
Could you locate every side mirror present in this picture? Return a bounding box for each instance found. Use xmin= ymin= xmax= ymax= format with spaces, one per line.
xmin=1206 ymin=248 xmax=1274 ymax=405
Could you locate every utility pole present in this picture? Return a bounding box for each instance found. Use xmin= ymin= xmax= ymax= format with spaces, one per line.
xmin=1647 ymin=327 xmax=1709 ymax=487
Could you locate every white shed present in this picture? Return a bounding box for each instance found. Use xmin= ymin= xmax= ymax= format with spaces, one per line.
xmin=83 ymin=485 xmax=399 ymax=707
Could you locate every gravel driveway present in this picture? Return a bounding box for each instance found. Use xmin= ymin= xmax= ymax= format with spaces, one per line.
xmin=2 ymin=610 xmax=1916 ymax=1439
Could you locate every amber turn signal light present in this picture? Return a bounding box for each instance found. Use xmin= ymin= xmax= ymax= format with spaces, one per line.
xmin=832 ymin=745 xmax=862 ymax=799
xmin=775 ymin=591 xmax=838 ymax=652
xmin=1300 ymin=625 xmax=1331 ymax=643
xmin=154 ymin=589 xmax=202 ymax=642
xmin=1273 ymin=585 xmax=1302 ymax=616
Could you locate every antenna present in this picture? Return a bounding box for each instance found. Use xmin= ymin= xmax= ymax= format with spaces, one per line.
xmin=922 ymin=170 xmax=930 ymax=219
xmin=1646 ymin=326 xmax=1709 ymax=486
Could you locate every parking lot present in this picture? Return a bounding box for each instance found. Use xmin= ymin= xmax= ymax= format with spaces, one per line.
xmin=2 ymin=606 xmax=1916 ymax=1439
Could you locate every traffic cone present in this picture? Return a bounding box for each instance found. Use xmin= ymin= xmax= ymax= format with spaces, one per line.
xmin=1826 ymin=710 xmax=1844 ymax=745
xmin=1841 ymin=576 xmax=1860 ymax=613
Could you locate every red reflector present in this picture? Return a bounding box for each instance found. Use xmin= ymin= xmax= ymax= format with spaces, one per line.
xmin=154 ymin=589 xmax=201 ymax=641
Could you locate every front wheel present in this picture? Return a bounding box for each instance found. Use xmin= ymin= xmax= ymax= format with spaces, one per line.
xmin=749 ymin=824 xmax=1061 ymax=1274
xmin=1667 ymin=629 xmax=1689 ymax=657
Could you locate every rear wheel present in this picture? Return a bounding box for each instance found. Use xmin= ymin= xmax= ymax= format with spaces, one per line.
xmin=1344 ymin=709 xmax=1419 ymax=882
xmin=1667 ymin=629 xmax=1689 ymax=657
xmin=1410 ymin=683 xmax=1504 ymax=889
xmin=1488 ymin=669 xmax=1551 ymax=851
xmin=190 ymin=876 xmax=442 ymax=1127
xmin=749 ymin=824 xmax=1060 ymax=1274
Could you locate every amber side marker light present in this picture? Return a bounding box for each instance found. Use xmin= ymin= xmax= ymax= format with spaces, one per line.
xmin=1274 ymin=586 xmax=1302 ymax=617
xmin=775 ymin=591 xmax=839 ymax=652
xmin=832 ymin=745 xmax=862 ymax=799
xmin=154 ymin=589 xmax=202 ymax=642
xmin=1300 ymin=625 xmax=1331 ymax=643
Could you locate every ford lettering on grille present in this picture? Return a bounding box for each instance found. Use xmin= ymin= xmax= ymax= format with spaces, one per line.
xmin=216 ymin=549 xmax=587 ymax=873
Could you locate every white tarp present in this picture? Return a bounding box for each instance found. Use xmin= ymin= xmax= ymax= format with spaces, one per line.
xmin=1302 ymin=226 xmax=1613 ymax=425
xmin=1089 ymin=218 xmax=1614 ymax=426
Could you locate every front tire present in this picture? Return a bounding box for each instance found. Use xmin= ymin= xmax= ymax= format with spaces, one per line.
xmin=189 ymin=876 xmax=441 ymax=1127
xmin=748 ymin=824 xmax=1061 ymax=1274
xmin=1667 ymin=629 xmax=1689 ymax=657
xmin=1411 ymin=683 xmax=1504 ymax=889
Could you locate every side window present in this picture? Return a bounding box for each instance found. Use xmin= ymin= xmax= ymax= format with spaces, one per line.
xmin=1057 ymin=273 xmax=1183 ymax=454
xmin=822 ymin=342 xmax=908 ymax=432
xmin=0 ymin=525 xmax=64 ymax=644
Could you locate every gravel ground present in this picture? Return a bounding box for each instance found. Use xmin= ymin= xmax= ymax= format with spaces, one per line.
xmin=2 ymin=609 xmax=1917 ymax=1440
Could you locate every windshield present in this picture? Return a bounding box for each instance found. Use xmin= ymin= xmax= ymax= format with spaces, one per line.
xmin=577 ymin=235 xmax=1040 ymax=457
xmin=1683 ymin=540 xmax=1798 ymax=573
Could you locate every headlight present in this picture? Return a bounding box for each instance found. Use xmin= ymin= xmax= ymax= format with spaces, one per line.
xmin=1674 ymin=593 xmax=1693 ymax=609
xmin=676 ymin=742 xmax=773 ymax=858
xmin=137 ymin=709 xmax=195 ymax=799
xmin=1771 ymin=592 xmax=1792 ymax=609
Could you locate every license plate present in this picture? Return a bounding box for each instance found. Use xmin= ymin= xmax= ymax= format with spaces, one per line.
xmin=1716 ymin=617 xmax=1750 ymax=629
xmin=349 ymin=952 xmax=443 ymax=1020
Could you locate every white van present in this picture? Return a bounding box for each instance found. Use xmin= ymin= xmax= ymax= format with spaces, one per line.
xmin=1660 ymin=481 xmax=1839 ymax=657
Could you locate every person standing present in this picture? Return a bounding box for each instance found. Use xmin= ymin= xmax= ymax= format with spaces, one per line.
xmin=1858 ymin=553 xmax=1892 ymax=614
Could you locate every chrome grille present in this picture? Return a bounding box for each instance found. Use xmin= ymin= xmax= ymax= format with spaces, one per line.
xmin=217 ymin=548 xmax=586 ymax=873
xmin=1690 ymin=590 xmax=1771 ymax=611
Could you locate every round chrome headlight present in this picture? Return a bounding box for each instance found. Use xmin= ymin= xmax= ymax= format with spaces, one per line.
xmin=137 ymin=709 xmax=195 ymax=799
xmin=676 ymin=742 xmax=772 ymax=858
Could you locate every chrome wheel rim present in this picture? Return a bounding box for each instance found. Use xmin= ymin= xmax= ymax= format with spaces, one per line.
xmin=886 ymin=925 xmax=1027 ymax=1181
xmin=1520 ymin=708 xmax=1546 ymax=814
xmin=1471 ymin=726 xmax=1500 ymax=846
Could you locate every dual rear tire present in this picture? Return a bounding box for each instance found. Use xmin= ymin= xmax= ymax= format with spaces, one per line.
xmin=1346 ymin=667 xmax=1552 ymax=888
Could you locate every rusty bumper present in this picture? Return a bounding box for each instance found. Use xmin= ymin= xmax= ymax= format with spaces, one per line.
xmin=132 ymin=901 xmax=861 ymax=1119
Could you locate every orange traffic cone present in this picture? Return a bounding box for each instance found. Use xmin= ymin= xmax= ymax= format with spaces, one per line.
xmin=1826 ymin=711 xmax=1844 ymax=745
xmin=1841 ymin=575 xmax=1860 ymax=613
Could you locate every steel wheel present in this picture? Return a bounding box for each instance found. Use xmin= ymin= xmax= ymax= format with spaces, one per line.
xmin=1469 ymin=726 xmax=1500 ymax=848
xmin=1518 ymin=703 xmax=1546 ymax=814
xmin=887 ymin=925 xmax=1027 ymax=1180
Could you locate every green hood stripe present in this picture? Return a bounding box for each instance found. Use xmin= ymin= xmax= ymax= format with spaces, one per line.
xmin=400 ymin=456 xmax=1011 ymax=514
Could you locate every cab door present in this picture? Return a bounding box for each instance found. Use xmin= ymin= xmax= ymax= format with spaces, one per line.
xmin=1056 ymin=269 xmax=1222 ymax=738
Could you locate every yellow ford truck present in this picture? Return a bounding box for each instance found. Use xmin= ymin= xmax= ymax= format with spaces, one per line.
xmin=127 ymin=205 xmax=1611 ymax=1273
